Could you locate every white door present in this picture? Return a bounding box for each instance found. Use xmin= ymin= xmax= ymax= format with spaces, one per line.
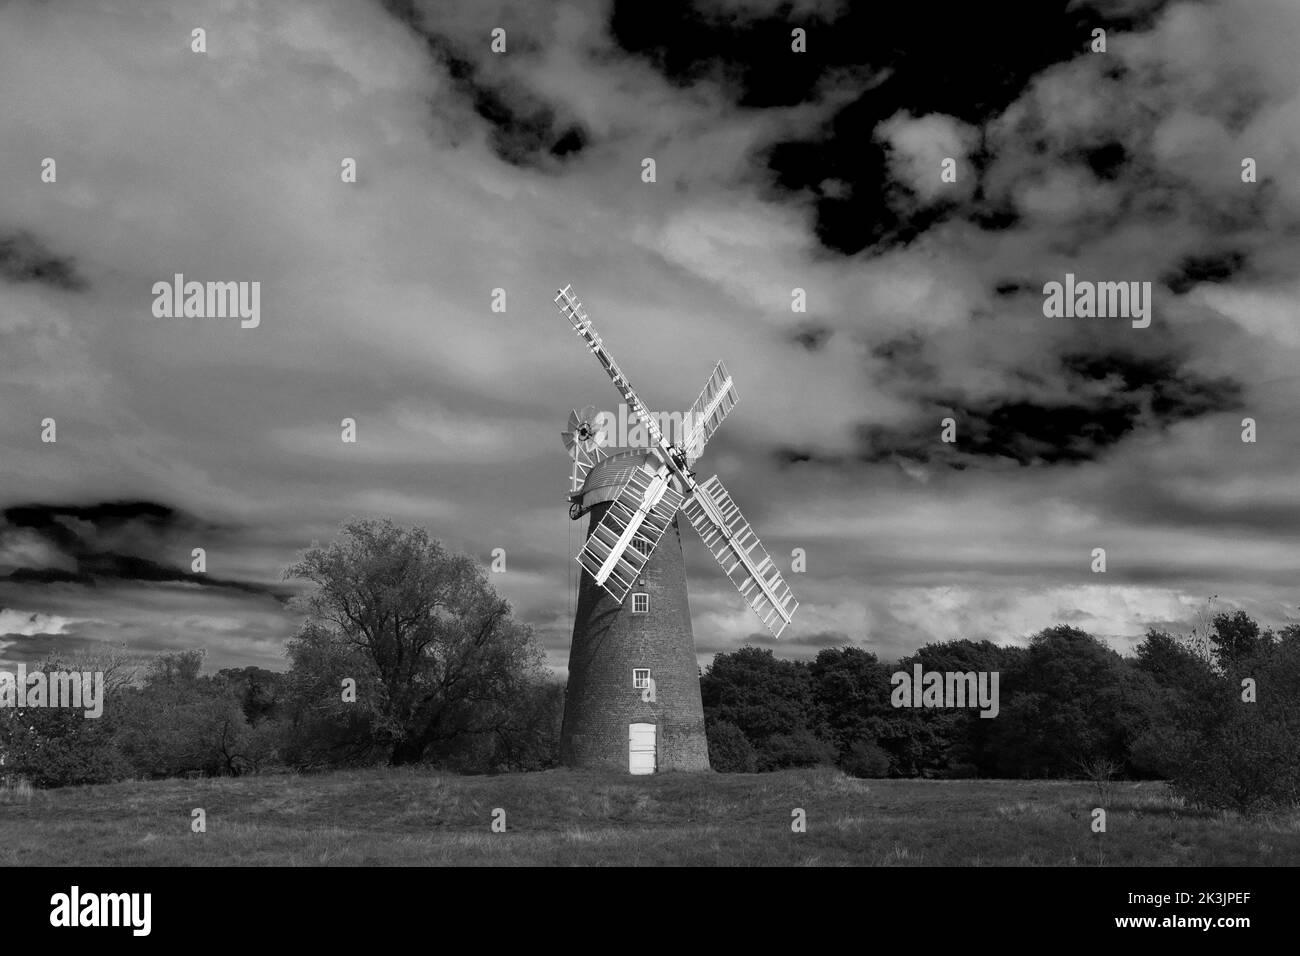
xmin=629 ymin=723 xmax=656 ymax=775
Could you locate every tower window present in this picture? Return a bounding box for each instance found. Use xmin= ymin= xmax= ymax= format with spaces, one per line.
xmin=633 ymin=668 xmax=651 ymax=689
xmin=632 ymin=538 xmax=651 ymax=556
xmin=631 ymin=592 xmax=649 ymax=613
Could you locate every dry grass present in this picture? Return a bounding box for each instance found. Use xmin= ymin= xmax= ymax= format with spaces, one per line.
xmin=1 ymin=768 xmax=1296 ymax=866
xmin=0 ymin=775 xmax=35 ymax=805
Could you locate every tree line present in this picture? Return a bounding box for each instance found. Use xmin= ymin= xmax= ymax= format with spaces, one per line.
xmin=1 ymin=520 xmax=565 ymax=787
xmin=702 ymin=614 xmax=1299 ymax=811
xmin=2 ymin=520 xmax=1295 ymax=812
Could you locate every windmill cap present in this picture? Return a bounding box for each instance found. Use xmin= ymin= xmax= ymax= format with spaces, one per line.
xmin=577 ymin=450 xmax=659 ymax=508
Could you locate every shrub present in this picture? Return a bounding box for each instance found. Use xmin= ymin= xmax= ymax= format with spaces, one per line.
xmin=840 ymin=739 xmax=892 ymax=778
xmin=707 ymin=720 xmax=757 ymax=773
xmin=0 ymin=655 xmax=134 ymax=788
xmin=1166 ymin=623 xmax=1300 ymax=812
xmin=760 ymin=728 xmax=837 ymax=770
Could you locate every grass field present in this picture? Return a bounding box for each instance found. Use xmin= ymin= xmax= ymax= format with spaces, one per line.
xmin=2 ymin=767 xmax=1298 ymax=866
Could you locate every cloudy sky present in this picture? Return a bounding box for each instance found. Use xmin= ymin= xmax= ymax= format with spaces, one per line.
xmin=2 ymin=0 xmax=1299 ymax=675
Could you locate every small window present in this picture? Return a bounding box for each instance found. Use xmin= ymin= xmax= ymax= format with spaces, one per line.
xmin=633 ymin=668 xmax=651 ymax=689
xmin=631 ymin=592 xmax=649 ymax=613
xmin=632 ymin=538 xmax=651 ymax=556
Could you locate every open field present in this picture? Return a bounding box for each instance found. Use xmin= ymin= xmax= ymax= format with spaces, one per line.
xmin=2 ymin=767 xmax=1298 ymax=866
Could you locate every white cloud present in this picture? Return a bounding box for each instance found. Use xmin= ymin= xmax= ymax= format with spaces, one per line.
xmin=877 ymin=111 xmax=980 ymax=203
xmin=0 ymin=608 xmax=79 ymax=637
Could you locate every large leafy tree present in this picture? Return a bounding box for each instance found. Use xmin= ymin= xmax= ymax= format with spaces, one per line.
xmin=700 ymin=647 xmax=832 ymax=770
xmin=1168 ymin=615 xmax=1299 ymax=810
xmin=0 ymin=652 xmax=135 ymax=787
xmin=1126 ymin=628 xmax=1219 ymax=779
xmin=988 ymin=626 xmax=1147 ymax=778
xmin=701 ymin=647 xmax=812 ymax=742
xmin=807 ymin=646 xmax=892 ymax=762
xmin=284 ymin=519 xmax=545 ymax=766
xmin=886 ymin=639 xmax=1022 ymax=777
xmin=115 ymin=650 xmax=276 ymax=778
xmin=1209 ymin=610 xmax=1274 ymax=673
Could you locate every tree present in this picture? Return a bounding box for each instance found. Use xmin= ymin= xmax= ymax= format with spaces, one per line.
xmin=281 ymin=622 xmax=386 ymax=768
xmin=706 ymin=720 xmax=758 ymax=773
xmin=283 ymin=519 xmax=546 ymax=767
xmin=0 ymin=652 xmax=134 ymax=788
xmin=487 ymin=678 xmax=564 ymax=772
xmin=701 ymin=648 xmax=810 ymax=738
xmin=1168 ymin=618 xmax=1300 ymax=811
xmin=148 ymin=648 xmax=204 ymax=684
xmin=841 ymin=739 xmax=892 ymax=778
xmin=1209 ymin=610 xmax=1274 ymax=673
xmin=987 ymin=626 xmax=1143 ymax=778
xmin=216 ymin=666 xmax=285 ymax=725
xmin=700 ymin=647 xmax=829 ymax=770
xmin=115 ymin=650 xmax=270 ymax=778
xmin=0 ymin=648 xmax=276 ymax=785
xmin=885 ymin=639 xmax=1020 ymax=777
xmin=808 ymin=646 xmax=892 ymax=758
xmin=1127 ymin=629 xmax=1218 ymax=779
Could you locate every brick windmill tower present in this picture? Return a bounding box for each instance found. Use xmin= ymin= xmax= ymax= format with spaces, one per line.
xmin=554 ymin=285 xmax=799 ymax=774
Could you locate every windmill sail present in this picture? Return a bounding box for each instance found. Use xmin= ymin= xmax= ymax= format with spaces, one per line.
xmin=681 ymin=475 xmax=798 ymax=637
xmin=577 ymin=466 xmax=685 ymax=602
xmin=555 ymin=285 xmax=667 ymax=451
xmin=683 ymin=360 xmax=737 ymax=464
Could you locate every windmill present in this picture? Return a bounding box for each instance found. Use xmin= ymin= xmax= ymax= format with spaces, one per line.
xmin=560 ymin=405 xmax=608 ymax=510
xmin=554 ymin=284 xmax=798 ymax=774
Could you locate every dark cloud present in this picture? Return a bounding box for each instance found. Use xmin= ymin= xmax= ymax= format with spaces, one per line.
xmin=612 ymin=0 xmax=1174 ymax=254
xmin=5 ymin=500 xmax=181 ymax=539
xmin=611 ymin=1 xmax=845 ymax=109
xmin=5 ymin=568 xmax=94 ymax=586
xmin=549 ymin=125 xmax=587 ymax=158
xmin=1060 ymin=352 xmax=1243 ymax=423
xmin=774 ymin=447 xmax=820 ymax=466
xmin=870 ymin=332 xmax=934 ymax=383
xmin=1076 ymin=141 xmax=1129 ymax=181
xmin=382 ymin=0 xmax=588 ymax=168
xmin=934 ymin=401 xmax=1141 ymax=465
xmin=790 ymin=322 xmax=832 ymax=352
xmin=852 ymin=351 xmax=1243 ymax=468
xmin=968 ymin=203 xmax=1021 ymax=232
xmin=0 ymin=501 xmax=287 ymax=599
xmin=1161 ymin=250 xmax=1249 ymax=294
xmin=0 ymin=231 xmax=87 ymax=290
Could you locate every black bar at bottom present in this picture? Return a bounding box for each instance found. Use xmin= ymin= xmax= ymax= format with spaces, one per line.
xmin=1 ymin=865 xmax=1285 ymax=943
